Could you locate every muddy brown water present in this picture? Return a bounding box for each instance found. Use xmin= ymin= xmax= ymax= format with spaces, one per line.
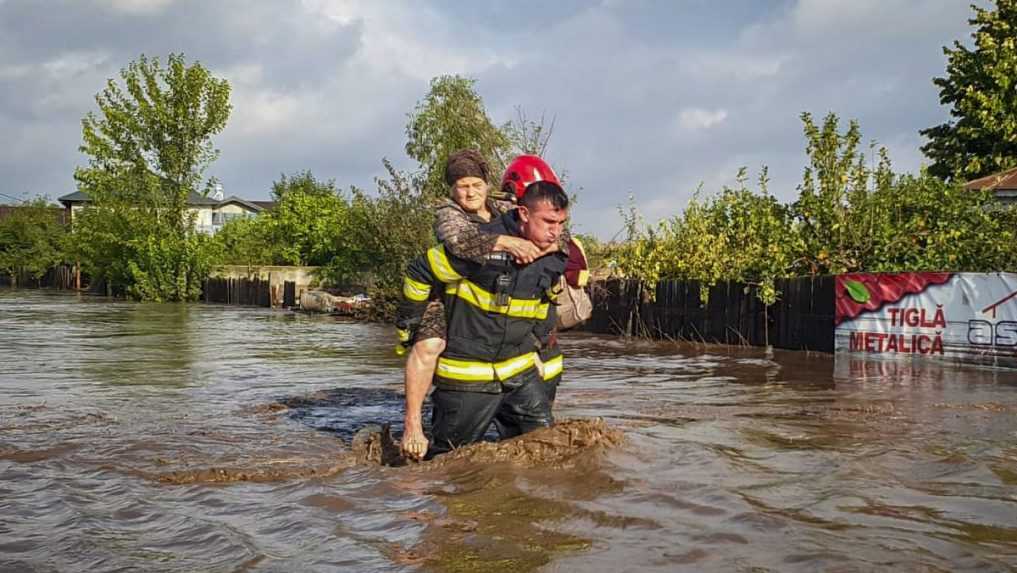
xmin=2 ymin=290 xmax=1016 ymax=572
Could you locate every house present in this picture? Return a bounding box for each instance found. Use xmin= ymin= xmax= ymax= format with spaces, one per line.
xmin=57 ymin=189 xmax=275 ymax=234
xmin=964 ymin=166 xmax=1017 ymax=206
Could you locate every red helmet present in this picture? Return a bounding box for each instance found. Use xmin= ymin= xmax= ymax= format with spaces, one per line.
xmin=501 ymin=155 xmax=562 ymax=200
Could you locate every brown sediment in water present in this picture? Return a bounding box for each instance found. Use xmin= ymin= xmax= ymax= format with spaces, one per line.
xmin=149 ymin=456 xmax=358 ymax=485
xmin=0 ymin=442 xmax=80 ymax=463
xmin=349 ymin=418 xmax=624 ymax=469
xmin=392 ymin=480 xmax=595 ymax=573
xmin=427 ymin=418 xmax=624 ymax=469
xmin=381 ymin=419 xmax=627 ymax=573
xmin=393 ymin=462 xmax=643 ymax=569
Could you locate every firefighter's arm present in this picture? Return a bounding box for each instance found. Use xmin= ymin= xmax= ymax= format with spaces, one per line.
xmin=396 ymin=244 xmax=484 ymax=352
xmin=395 ymin=255 xmax=440 ymax=354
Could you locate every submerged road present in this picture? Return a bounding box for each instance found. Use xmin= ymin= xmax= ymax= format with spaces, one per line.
xmin=2 ymin=289 xmax=1016 ymax=572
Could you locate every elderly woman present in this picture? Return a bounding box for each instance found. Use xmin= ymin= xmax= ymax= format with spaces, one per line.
xmin=400 ymin=149 xmax=545 ymax=460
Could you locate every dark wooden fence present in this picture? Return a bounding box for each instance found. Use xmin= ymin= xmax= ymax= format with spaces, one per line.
xmin=585 ymin=277 xmax=835 ymax=352
xmin=0 ymin=264 xmax=76 ymax=289
xmin=202 ymin=277 xmax=298 ymax=308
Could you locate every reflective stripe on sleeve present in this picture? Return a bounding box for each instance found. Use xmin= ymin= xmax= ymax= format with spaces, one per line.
xmin=426 ymin=245 xmax=463 ymax=283
xmin=402 ymin=277 xmax=431 ymax=302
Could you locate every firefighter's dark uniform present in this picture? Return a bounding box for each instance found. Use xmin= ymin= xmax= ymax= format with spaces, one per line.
xmin=538 ymin=235 xmax=589 ymax=402
xmin=396 ymin=211 xmax=566 ymax=456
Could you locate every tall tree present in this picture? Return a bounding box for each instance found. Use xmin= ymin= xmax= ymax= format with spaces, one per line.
xmin=921 ymin=1 xmax=1017 ymax=180
xmin=72 ymin=54 xmax=231 ymax=300
xmin=405 ymin=75 xmax=509 ymax=200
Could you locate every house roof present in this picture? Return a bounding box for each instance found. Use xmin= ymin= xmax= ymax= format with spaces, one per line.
xmin=964 ymin=166 xmax=1017 ymax=192
xmin=57 ymin=191 xmax=91 ymax=203
xmin=217 ymin=196 xmax=266 ymax=211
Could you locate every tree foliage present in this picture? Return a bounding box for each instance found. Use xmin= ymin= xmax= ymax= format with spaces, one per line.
xmin=604 ymin=113 xmax=1017 ymax=305
xmin=267 ymin=172 xmax=347 ymax=266
xmin=0 ymin=200 xmax=68 ymax=284
xmin=215 ymin=163 xmax=434 ymax=308
xmin=921 ymin=0 xmax=1017 ymax=180
xmin=72 ymin=53 xmax=231 ymax=301
xmin=405 ymin=75 xmax=510 ymax=200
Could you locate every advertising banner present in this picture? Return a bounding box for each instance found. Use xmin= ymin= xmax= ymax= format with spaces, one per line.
xmin=835 ymin=272 xmax=1017 ymax=368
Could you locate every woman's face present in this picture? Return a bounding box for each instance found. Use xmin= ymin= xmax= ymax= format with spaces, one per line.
xmin=451 ymin=176 xmax=489 ymax=213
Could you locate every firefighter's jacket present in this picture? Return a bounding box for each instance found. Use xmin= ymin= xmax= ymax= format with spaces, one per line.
xmin=397 ymin=212 xmax=567 ymax=393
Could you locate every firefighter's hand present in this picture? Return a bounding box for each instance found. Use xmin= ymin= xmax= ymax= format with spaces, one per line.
xmin=534 ymin=354 xmax=545 ymax=379
xmin=497 ymin=235 xmax=542 ymax=265
xmin=401 ymin=419 xmax=429 ymax=461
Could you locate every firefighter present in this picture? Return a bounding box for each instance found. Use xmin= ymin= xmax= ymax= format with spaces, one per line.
xmin=397 ymin=181 xmax=570 ymax=459
xmin=499 ymin=156 xmax=592 ymax=403
xmin=400 ymin=150 xmax=560 ymax=460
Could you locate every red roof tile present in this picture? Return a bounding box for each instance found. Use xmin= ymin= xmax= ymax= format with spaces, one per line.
xmin=965 ymin=166 xmax=1017 ymax=191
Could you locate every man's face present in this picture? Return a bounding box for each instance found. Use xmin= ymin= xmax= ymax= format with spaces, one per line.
xmin=519 ymin=200 xmax=568 ymax=249
xmin=451 ymin=176 xmax=488 ymax=213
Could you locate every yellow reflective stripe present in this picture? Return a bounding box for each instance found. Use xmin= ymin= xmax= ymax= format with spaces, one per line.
xmin=494 ymin=352 xmax=537 ymax=380
xmin=397 ymin=328 xmax=410 ymax=342
xmin=450 ymin=280 xmax=548 ymax=319
xmin=436 ymin=352 xmax=538 ymax=382
xmin=402 ymin=277 xmax=431 ymax=302
xmin=542 ymin=355 xmax=563 ymax=380
xmin=427 ymin=246 xmax=462 ymax=283
xmin=577 ymin=269 xmax=590 ymax=288
xmin=436 ymin=356 xmax=496 ymax=381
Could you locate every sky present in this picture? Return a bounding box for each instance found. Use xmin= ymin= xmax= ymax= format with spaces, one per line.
xmin=0 ymin=0 xmax=984 ymax=239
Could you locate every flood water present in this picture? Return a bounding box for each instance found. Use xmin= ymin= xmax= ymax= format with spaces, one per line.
xmin=2 ymin=289 xmax=1017 ymax=572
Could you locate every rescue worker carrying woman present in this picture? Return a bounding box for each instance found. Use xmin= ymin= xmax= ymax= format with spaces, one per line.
xmin=399 ymin=151 xmax=570 ymax=460
xmin=396 ymin=180 xmax=571 ymax=458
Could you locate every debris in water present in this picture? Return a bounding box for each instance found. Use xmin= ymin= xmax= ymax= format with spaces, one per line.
xmin=353 ymin=418 xmax=623 ymax=468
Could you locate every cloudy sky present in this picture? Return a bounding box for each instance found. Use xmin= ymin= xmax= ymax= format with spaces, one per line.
xmin=0 ymin=0 xmax=983 ymax=238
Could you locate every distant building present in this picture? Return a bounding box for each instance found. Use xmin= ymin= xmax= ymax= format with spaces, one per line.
xmin=964 ymin=166 xmax=1017 ymax=206
xmin=57 ymin=190 xmax=275 ymax=234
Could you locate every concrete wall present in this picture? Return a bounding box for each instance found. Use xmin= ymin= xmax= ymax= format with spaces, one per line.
xmin=210 ymin=265 xmax=320 ymax=307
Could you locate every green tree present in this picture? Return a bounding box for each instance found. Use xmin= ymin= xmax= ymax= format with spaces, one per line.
xmin=405 ymin=75 xmax=510 ymax=200
xmin=921 ymin=0 xmax=1017 ymax=180
xmin=214 ymin=216 xmax=274 ymax=267
xmin=72 ymin=53 xmax=231 ymax=300
xmin=0 ymin=200 xmax=68 ymax=285
xmin=863 ymin=172 xmax=1016 ymax=272
xmin=791 ymin=112 xmax=893 ymax=274
xmin=332 ymin=161 xmax=435 ymax=301
xmin=266 ymin=171 xmax=348 ymax=266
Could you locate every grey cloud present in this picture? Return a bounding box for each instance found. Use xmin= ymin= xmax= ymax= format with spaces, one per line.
xmin=0 ymin=0 xmax=982 ymax=238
